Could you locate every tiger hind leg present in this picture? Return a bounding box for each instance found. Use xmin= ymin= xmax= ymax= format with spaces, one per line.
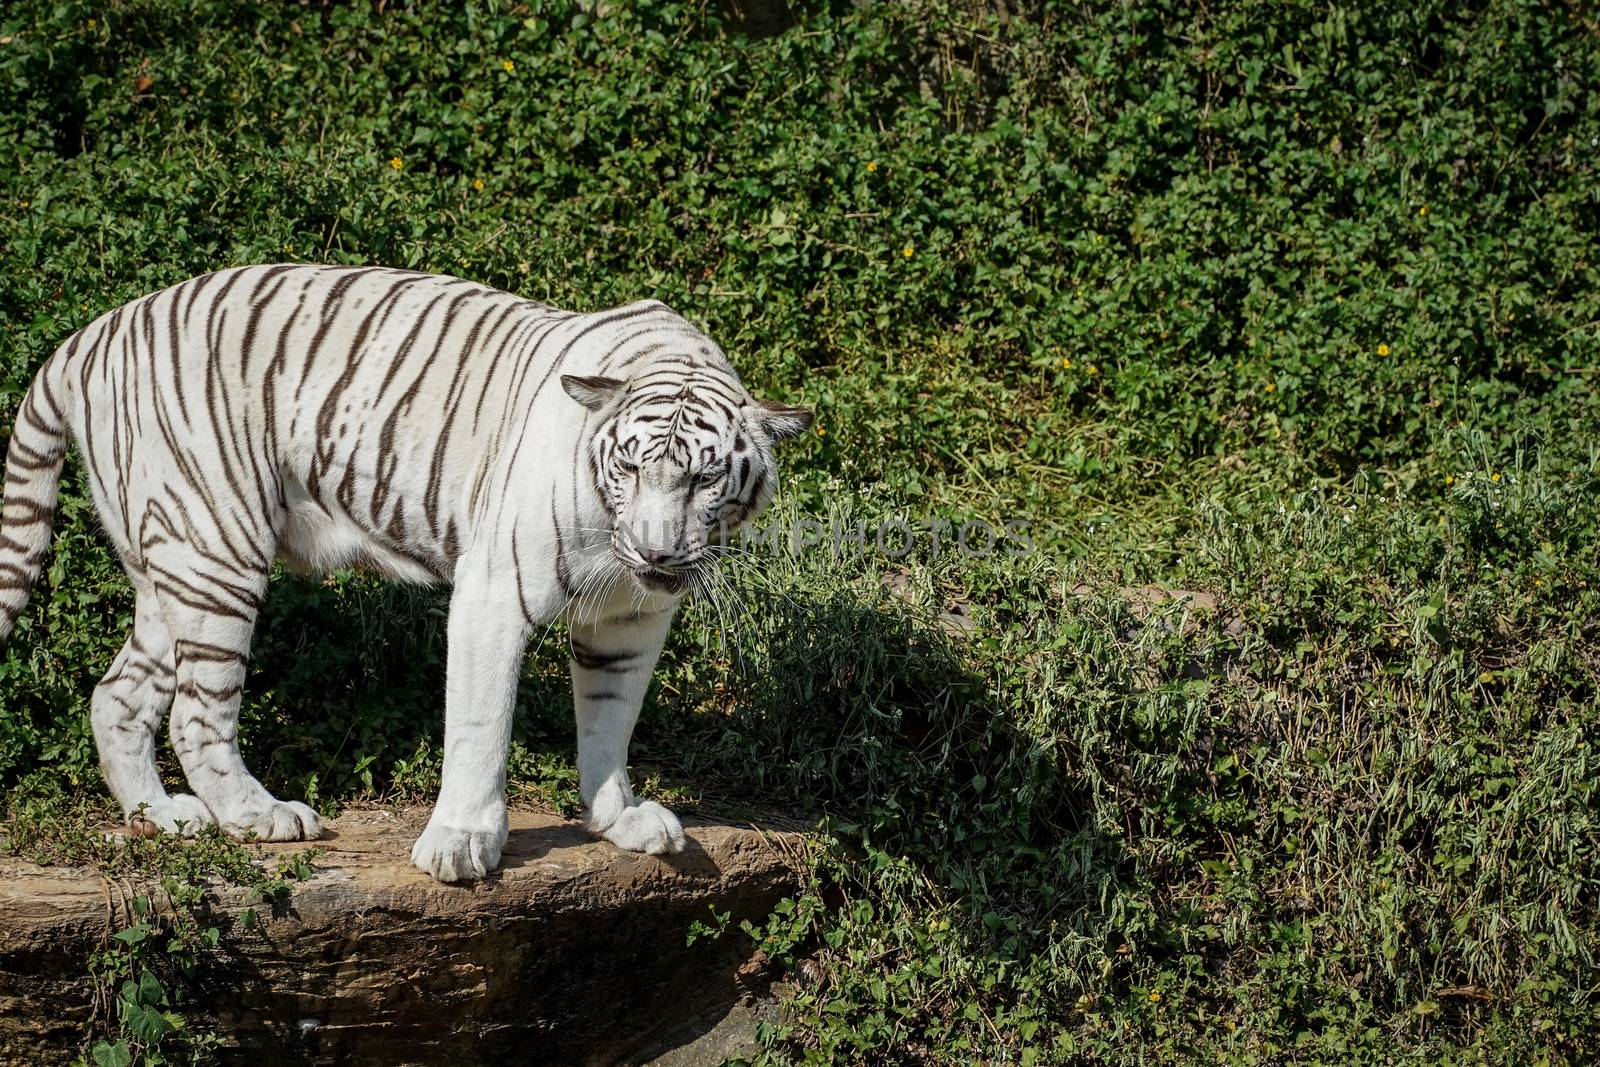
xmin=150 ymin=551 xmax=320 ymax=842
xmin=92 ymin=581 xmax=215 ymax=835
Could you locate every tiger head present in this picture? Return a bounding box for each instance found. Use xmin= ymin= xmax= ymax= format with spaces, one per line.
xmin=562 ymin=368 xmax=811 ymax=594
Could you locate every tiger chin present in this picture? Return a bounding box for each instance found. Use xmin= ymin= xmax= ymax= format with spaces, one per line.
xmin=0 ymin=265 xmax=810 ymax=883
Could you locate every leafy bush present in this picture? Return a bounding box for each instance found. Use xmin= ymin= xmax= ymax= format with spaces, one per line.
xmin=2 ymin=0 xmax=1597 ymax=1062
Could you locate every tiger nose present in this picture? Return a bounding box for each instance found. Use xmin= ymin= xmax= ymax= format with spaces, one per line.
xmin=638 ymin=546 xmax=679 ymax=567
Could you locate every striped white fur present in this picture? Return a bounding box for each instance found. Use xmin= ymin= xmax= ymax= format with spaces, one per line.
xmin=0 ymin=265 xmax=810 ymax=881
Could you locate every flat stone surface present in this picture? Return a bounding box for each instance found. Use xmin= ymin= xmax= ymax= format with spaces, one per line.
xmin=0 ymin=805 xmax=805 ymax=1066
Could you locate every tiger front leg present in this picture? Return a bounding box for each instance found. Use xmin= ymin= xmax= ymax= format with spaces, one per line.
xmin=569 ymin=607 xmax=685 ymax=855
xmin=410 ymin=572 xmax=531 ymax=882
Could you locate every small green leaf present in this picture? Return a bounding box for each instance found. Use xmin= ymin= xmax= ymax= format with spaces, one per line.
xmin=113 ymin=924 xmax=150 ymax=945
xmin=91 ymin=1041 xmax=133 ymax=1067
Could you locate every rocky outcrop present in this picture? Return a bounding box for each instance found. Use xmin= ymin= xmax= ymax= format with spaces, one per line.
xmin=0 ymin=806 xmax=804 ymax=1066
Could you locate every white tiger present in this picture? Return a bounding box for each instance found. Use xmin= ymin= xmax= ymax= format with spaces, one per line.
xmin=0 ymin=265 xmax=810 ymax=882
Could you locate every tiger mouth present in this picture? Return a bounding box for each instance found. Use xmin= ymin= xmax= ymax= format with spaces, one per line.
xmin=634 ymin=566 xmax=693 ymax=593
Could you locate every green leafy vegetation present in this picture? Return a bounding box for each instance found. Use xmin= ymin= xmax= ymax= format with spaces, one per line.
xmin=2 ymin=0 xmax=1597 ymax=1063
xmin=6 ymin=783 xmax=318 ymax=1065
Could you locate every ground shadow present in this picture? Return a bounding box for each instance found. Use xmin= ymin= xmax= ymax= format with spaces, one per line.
xmin=496 ymin=819 xmax=593 ymax=868
xmin=653 ymin=579 xmax=1143 ymax=1040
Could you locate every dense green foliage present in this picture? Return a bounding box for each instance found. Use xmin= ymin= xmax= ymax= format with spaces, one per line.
xmin=2 ymin=0 xmax=1598 ymax=1062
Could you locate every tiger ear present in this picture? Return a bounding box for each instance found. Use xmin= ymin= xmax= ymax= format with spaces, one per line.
xmin=561 ymin=375 xmax=625 ymax=412
xmin=750 ymin=399 xmax=813 ymax=442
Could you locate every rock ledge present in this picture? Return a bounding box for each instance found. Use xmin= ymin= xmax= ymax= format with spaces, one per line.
xmin=0 ymin=806 xmax=803 ymax=1066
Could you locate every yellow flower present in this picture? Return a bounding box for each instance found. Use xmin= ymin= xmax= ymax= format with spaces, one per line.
xmin=902 ymin=245 xmax=914 ymax=258
xmin=1149 ymin=991 xmax=1161 ymax=1003
xmin=18 ymin=200 xmax=27 ymax=208
xmin=1264 ymin=382 xmax=1277 ymax=393
xmin=815 ymin=425 xmax=826 ymax=437
xmin=1490 ymin=472 xmax=1501 ymax=482
xmin=473 ymin=178 xmax=485 ymax=191
xmin=1377 ymin=343 xmax=1390 ymax=357
xmin=1061 ymin=359 xmax=1072 ymax=369
xmin=866 ymin=161 xmax=878 ymax=173
xmin=86 ymin=18 xmax=96 ymax=28
xmin=1418 ymin=205 xmax=1429 ymax=217
xmin=1444 ymin=474 xmax=1454 ymax=486
xmin=502 ymin=59 xmax=515 ymax=72
xmin=390 ymin=156 xmax=403 ymax=171
xmin=1086 ymin=363 xmax=1099 ymax=376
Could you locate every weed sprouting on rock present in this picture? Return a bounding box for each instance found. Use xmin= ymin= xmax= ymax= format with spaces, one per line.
xmin=4 ymin=782 xmax=317 ymax=1065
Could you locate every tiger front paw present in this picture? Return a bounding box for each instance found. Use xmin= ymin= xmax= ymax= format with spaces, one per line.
xmin=411 ymin=817 xmax=508 ymax=883
xmin=595 ymin=800 xmax=686 ymax=855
